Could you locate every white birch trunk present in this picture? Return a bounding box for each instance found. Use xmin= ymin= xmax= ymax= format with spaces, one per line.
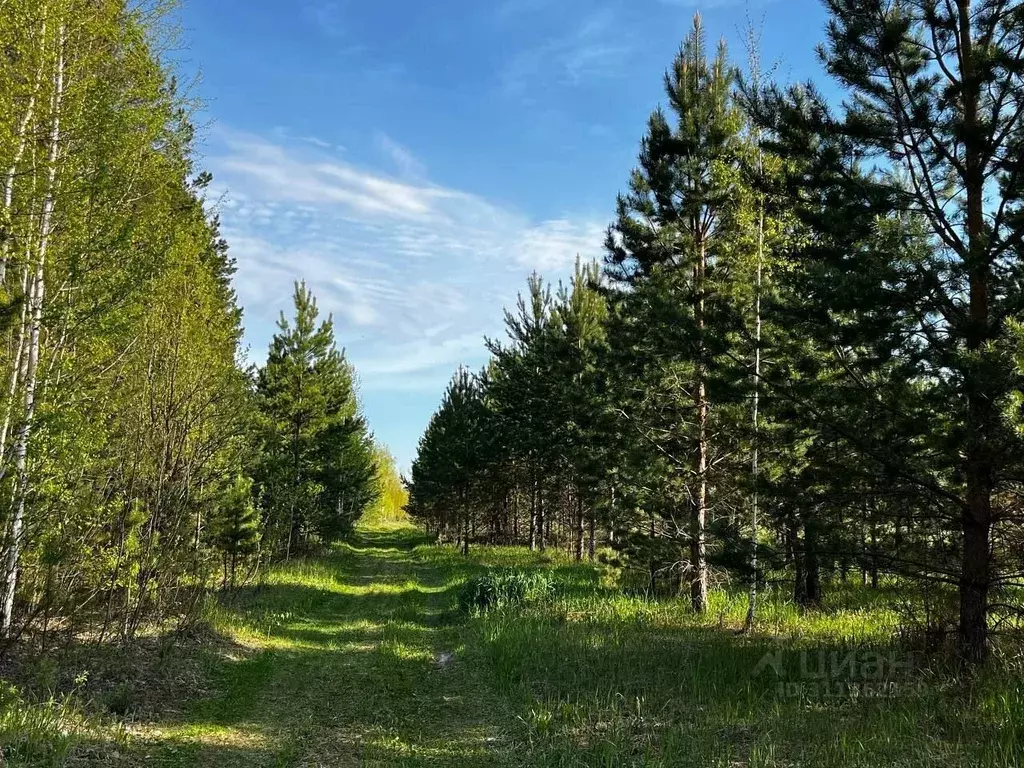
xmin=2 ymin=25 xmax=64 ymax=633
xmin=691 ymin=239 xmax=709 ymax=614
xmin=0 ymin=264 xmax=33 ymax=478
xmin=745 ymin=197 xmax=764 ymax=632
xmin=744 ymin=29 xmax=765 ymax=633
xmin=0 ymin=19 xmax=47 ymax=287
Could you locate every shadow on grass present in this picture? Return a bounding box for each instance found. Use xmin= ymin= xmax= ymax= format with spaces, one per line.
xmin=114 ymin=524 xmax=517 ymax=766
xmin=12 ymin=523 xmax=1023 ymax=767
xmin=348 ymin=524 xmax=435 ymax=551
xmin=473 ymin=592 xmax=1023 ymax=767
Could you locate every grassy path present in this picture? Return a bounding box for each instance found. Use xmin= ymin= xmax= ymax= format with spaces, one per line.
xmin=98 ymin=519 xmax=1021 ymax=767
xmin=135 ymin=522 xmax=517 ymax=767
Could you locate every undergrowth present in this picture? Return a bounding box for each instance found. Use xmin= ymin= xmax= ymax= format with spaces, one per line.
xmin=0 ymin=520 xmax=1021 ymax=766
xmin=458 ymin=569 xmax=559 ymax=613
xmin=0 ymin=682 xmax=126 ymax=767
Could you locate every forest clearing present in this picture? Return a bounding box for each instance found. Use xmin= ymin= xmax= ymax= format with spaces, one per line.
xmin=4 ymin=0 xmax=1024 ymax=764
xmin=2 ymin=512 xmax=1021 ymax=767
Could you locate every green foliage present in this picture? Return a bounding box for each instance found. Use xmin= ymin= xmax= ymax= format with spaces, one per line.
xmin=0 ymin=0 xmax=381 ymax=652
xmin=408 ymin=366 xmax=489 ymax=552
xmin=744 ymin=0 xmax=1024 ymax=658
xmin=457 ymin=569 xmax=557 ymax=613
xmin=362 ymin=444 xmax=410 ymax=526
xmin=213 ymin=474 xmax=260 ymax=586
xmin=255 ymin=282 xmax=377 ymax=556
xmin=0 ymin=682 xmax=103 ymax=767
xmin=214 ymin=476 xmax=260 ymax=556
xmin=408 ymin=4 xmax=1024 ymax=663
xmin=0 ymin=0 xmax=258 ymax=643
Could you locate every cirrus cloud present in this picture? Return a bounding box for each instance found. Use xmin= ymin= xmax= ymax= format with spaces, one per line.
xmin=209 ymin=128 xmax=606 ymax=396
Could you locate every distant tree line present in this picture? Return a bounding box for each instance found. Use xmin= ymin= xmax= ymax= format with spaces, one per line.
xmin=0 ymin=0 xmax=379 ymax=652
xmin=408 ymin=3 xmax=1024 ymax=663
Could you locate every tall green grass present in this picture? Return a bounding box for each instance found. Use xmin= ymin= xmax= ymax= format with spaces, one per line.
xmin=458 ymin=569 xmax=559 ymax=613
xmin=0 ymin=682 xmax=125 ymax=767
xmin=2 ymin=519 xmax=1022 ymax=767
xmin=469 ymin=583 xmax=1024 ymax=766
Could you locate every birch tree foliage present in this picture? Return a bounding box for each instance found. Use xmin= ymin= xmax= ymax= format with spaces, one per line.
xmin=0 ymin=0 xmax=253 ymax=643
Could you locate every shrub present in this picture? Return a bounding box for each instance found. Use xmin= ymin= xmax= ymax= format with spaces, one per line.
xmin=458 ymin=569 xmax=557 ymax=613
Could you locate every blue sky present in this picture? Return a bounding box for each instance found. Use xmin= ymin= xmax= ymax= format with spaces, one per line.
xmin=173 ymin=0 xmax=830 ymax=470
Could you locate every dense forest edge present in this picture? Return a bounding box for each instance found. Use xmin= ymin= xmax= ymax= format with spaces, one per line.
xmin=0 ymin=0 xmax=401 ymax=639
xmin=1 ymin=0 xmax=1024 ymax=766
xmin=408 ymin=5 xmax=1024 ymax=665
xmin=0 ymin=0 xmax=402 ymax=762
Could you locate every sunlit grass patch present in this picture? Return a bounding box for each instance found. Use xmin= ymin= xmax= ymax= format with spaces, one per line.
xmin=469 ymin=574 xmax=1023 ymax=766
xmin=140 ymin=723 xmax=272 ymax=750
xmin=10 ymin=519 xmax=1024 ymax=767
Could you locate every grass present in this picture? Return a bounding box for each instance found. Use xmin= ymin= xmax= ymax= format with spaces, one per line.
xmin=1 ymin=515 xmax=1022 ymax=766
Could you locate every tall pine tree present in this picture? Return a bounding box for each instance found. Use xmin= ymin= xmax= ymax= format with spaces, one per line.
xmin=750 ymin=0 xmax=1024 ymax=662
xmin=256 ymin=282 xmax=376 ymax=557
xmin=605 ymin=14 xmax=744 ymax=612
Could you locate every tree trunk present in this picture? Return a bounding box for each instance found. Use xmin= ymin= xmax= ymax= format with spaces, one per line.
xmin=648 ymin=511 xmax=657 ymax=594
xmin=869 ymin=515 xmax=879 ymax=589
xmin=0 ymin=19 xmax=46 ymax=288
xmin=744 ymin=181 xmax=764 ymax=633
xmin=791 ymin=523 xmax=806 ymax=606
xmin=512 ymin=486 xmax=519 ymax=543
xmin=538 ymin=480 xmax=546 ymax=552
xmin=957 ymin=0 xmax=992 ymax=664
xmin=574 ymin=487 xmax=584 ymax=561
xmin=803 ymin=520 xmax=821 ymax=608
xmin=608 ymin=484 xmax=615 ymax=545
xmin=461 ymin=486 xmax=470 ymax=556
xmin=529 ymin=473 xmax=537 ymax=550
xmin=2 ymin=30 xmax=64 ymax=634
xmin=961 ymin=474 xmax=992 ymax=661
xmin=691 ymin=242 xmax=709 ymax=614
xmin=0 ymin=265 xmax=33 ymax=478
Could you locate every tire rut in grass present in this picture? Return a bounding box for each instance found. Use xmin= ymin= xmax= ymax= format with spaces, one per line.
xmin=257 ymin=528 xmax=516 ymax=767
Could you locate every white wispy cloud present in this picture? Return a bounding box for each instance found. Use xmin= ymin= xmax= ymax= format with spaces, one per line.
xmin=305 ymin=1 xmax=346 ymax=37
xmin=299 ymin=135 xmax=334 ymax=149
xmin=501 ymin=8 xmax=633 ymax=95
xmin=375 ymin=132 xmax=427 ymax=179
xmin=209 ymin=130 xmax=605 ymax=393
xmin=514 ymin=219 xmax=607 ymax=271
